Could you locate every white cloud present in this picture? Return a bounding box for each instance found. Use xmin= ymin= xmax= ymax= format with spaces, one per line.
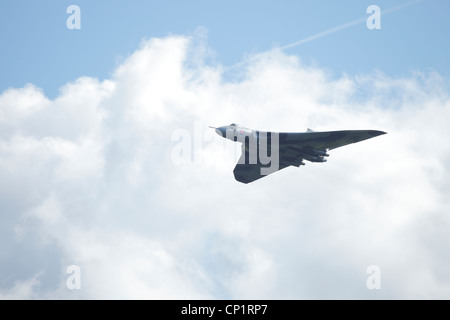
xmin=1 ymin=33 xmax=450 ymax=299
xmin=0 ymin=273 xmax=41 ymax=300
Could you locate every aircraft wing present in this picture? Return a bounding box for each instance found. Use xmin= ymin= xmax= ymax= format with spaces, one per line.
xmin=233 ymin=130 xmax=386 ymax=184
xmin=233 ymin=143 xmax=292 ymax=184
xmin=278 ymin=130 xmax=386 ymax=151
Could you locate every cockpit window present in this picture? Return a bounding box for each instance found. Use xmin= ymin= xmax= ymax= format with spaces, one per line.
xmin=230 ymin=123 xmax=238 ymax=127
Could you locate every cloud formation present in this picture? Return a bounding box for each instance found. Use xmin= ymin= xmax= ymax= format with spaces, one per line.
xmin=1 ymin=33 xmax=449 ymax=299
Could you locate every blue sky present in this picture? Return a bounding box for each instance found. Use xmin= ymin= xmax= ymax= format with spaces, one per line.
xmin=1 ymin=1 xmax=450 ymax=300
xmin=1 ymin=0 xmax=449 ymax=98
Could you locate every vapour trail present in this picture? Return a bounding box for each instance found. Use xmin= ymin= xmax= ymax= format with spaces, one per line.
xmin=281 ymin=0 xmax=423 ymax=50
xmin=225 ymin=0 xmax=424 ymax=72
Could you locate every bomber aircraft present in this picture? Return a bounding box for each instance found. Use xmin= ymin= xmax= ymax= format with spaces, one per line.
xmin=210 ymin=123 xmax=386 ymax=183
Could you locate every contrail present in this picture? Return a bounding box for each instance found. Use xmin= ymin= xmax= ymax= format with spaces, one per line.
xmin=281 ymin=0 xmax=423 ymax=50
xmin=225 ymin=0 xmax=423 ymax=71
xmin=280 ymin=17 xmax=366 ymax=50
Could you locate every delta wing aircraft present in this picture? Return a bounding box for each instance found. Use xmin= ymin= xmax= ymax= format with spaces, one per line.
xmin=210 ymin=123 xmax=386 ymax=184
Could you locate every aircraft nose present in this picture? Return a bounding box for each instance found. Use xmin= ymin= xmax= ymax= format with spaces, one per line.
xmin=215 ymin=127 xmax=226 ymax=137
